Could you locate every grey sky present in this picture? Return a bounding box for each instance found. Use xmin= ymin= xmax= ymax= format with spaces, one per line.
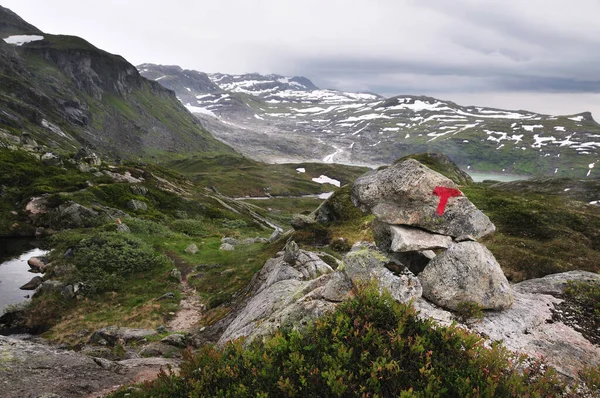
xmin=4 ymin=0 xmax=600 ymax=117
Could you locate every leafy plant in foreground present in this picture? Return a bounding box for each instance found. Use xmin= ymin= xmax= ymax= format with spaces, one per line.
xmin=111 ymin=285 xmax=567 ymax=397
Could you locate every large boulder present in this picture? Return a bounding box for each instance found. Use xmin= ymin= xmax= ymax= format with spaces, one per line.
xmin=351 ymin=159 xmax=495 ymax=239
xmin=218 ymin=249 xmax=338 ymax=343
xmin=373 ymin=219 xmax=452 ymax=252
xmin=51 ymin=202 xmax=101 ymax=229
xmin=40 ymin=152 xmax=62 ymax=167
xmin=418 ymin=242 xmax=513 ymax=310
xmin=341 ymin=243 xmax=422 ymax=303
xmin=126 ymin=199 xmax=148 ymax=212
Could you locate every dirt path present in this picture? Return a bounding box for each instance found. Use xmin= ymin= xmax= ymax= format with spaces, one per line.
xmin=167 ymin=281 xmax=204 ymax=332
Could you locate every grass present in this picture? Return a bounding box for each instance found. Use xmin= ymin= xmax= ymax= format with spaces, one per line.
xmin=463 ymin=184 xmax=600 ymax=281
xmin=165 ymin=155 xmax=369 ymax=197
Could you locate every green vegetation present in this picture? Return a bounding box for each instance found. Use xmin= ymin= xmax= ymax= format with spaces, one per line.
xmin=67 ymin=232 xmax=170 ymax=293
xmin=454 ymin=301 xmax=485 ymax=324
xmin=564 ymin=280 xmax=600 ymax=316
xmin=463 ymin=184 xmax=600 ymax=281
xmin=110 ymin=285 xmax=570 ymax=397
xmin=165 ymin=155 xmax=368 ymax=197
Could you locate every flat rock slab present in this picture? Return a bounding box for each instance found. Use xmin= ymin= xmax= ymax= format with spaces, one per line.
xmin=415 ymin=270 xmax=600 ymax=381
xmin=89 ymin=326 xmax=157 ymax=346
xmin=351 ymin=159 xmax=495 ymax=239
xmin=0 ymin=335 xmax=130 ymax=398
xmin=419 ymin=241 xmax=513 ymax=310
xmin=374 ymin=220 xmax=452 ymax=252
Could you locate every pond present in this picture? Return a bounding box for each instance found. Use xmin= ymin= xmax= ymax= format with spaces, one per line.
xmin=0 ymin=239 xmax=48 ymax=314
xmin=467 ymin=171 xmax=529 ymax=183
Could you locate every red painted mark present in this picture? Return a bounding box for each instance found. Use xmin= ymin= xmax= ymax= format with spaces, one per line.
xmin=432 ymin=186 xmax=462 ymax=215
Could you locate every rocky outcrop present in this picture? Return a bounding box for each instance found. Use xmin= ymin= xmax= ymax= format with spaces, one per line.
xmin=0 ymin=334 xmax=179 ymax=398
xmin=351 ymin=159 xmax=494 ymax=239
xmin=218 ymin=242 xmax=421 ymax=344
xmin=418 ymin=242 xmax=513 ymax=310
xmin=50 ymin=202 xmax=101 ymax=229
xmin=416 ymin=271 xmax=600 ymax=380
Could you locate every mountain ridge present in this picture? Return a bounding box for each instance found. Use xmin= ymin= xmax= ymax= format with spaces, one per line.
xmin=0 ymin=8 xmax=235 ymax=161
xmin=139 ymin=63 xmax=600 ymax=177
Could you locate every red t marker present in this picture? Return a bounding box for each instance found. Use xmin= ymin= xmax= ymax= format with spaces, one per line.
xmin=432 ymin=186 xmax=462 ymax=216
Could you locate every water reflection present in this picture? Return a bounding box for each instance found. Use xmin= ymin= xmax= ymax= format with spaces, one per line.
xmin=0 ymin=239 xmax=48 ymax=313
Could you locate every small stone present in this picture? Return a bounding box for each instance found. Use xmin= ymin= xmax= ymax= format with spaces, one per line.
xmin=27 ymin=257 xmax=46 ymax=271
xmin=283 ymin=241 xmax=300 ymax=263
xmin=156 ymin=292 xmax=176 ymax=301
xmin=185 ymin=244 xmax=198 ymax=254
xmin=455 ymin=234 xmax=476 ymax=242
xmin=268 ymin=228 xmax=282 ymax=243
xmin=169 ymin=269 xmax=182 ymax=282
xmin=161 ymin=333 xmax=187 ymax=348
xmin=221 ymin=237 xmax=239 ymax=246
xmin=156 ymin=325 xmax=168 ymax=333
xmin=40 ymin=152 xmax=62 ymax=167
xmin=20 ymin=276 xmax=43 ymax=290
xmin=219 ymin=243 xmax=235 ymax=251
xmin=61 ymin=285 xmax=75 ymax=299
xmin=290 ymin=214 xmax=315 ymax=229
xmin=116 ymin=223 xmax=131 ymax=233
xmin=130 ymin=185 xmax=149 ymax=196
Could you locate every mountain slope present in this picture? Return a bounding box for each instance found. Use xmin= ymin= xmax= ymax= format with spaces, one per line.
xmin=0 ymin=8 xmax=234 ymax=161
xmin=140 ymin=64 xmax=600 ymax=177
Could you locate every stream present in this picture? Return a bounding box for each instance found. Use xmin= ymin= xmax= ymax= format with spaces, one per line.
xmin=0 ymin=239 xmax=48 ymax=314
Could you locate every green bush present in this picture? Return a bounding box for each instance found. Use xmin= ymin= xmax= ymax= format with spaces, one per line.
xmin=221 ymin=219 xmax=248 ymax=229
xmin=111 ymin=285 xmax=566 ymax=397
xmin=70 ymin=232 xmax=170 ymax=293
xmin=564 ymin=281 xmax=600 ymax=316
xmin=454 ymin=301 xmax=485 ymax=324
xmin=127 ymin=218 xmax=175 ymax=237
xmin=170 ymin=219 xmax=206 ymax=236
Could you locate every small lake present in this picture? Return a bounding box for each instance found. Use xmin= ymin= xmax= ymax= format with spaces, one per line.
xmin=467 ymin=171 xmax=529 ymax=183
xmin=0 ymin=239 xmax=48 ymax=314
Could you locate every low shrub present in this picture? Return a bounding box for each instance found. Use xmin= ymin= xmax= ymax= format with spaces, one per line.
xmin=127 ymin=218 xmax=175 ymax=237
xmin=170 ymin=219 xmax=206 ymax=237
xmin=111 ymin=285 xmax=567 ymax=397
xmin=70 ymin=232 xmax=170 ymax=293
xmin=221 ymin=219 xmax=248 ymax=229
xmin=564 ymin=280 xmax=600 ymax=316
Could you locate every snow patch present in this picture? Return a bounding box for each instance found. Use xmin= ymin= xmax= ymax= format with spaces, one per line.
xmin=185 ymin=104 xmax=218 ymax=118
xmin=3 ymin=35 xmax=44 ymax=46
xmin=296 ymin=168 xmax=305 ymax=173
xmin=312 ymin=175 xmax=341 ymax=187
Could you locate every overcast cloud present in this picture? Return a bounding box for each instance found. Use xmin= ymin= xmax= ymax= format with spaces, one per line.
xmin=4 ymin=0 xmax=600 ymax=117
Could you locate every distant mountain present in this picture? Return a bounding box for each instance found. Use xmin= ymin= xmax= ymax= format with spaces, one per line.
xmin=0 ymin=8 xmax=234 ymax=161
xmin=139 ymin=63 xmax=600 ymax=177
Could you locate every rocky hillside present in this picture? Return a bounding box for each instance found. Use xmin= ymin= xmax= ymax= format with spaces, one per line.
xmin=0 ymin=7 xmax=234 ymax=161
xmin=139 ymin=63 xmax=600 ymax=177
